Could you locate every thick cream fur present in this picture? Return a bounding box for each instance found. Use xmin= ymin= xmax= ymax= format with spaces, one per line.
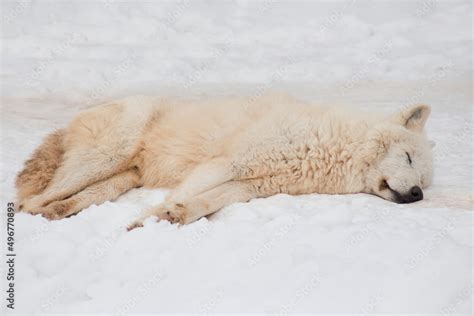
xmin=15 ymin=93 xmax=434 ymax=226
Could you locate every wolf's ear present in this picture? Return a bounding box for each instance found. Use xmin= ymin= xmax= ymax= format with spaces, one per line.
xmin=391 ymin=104 xmax=431 ymax=132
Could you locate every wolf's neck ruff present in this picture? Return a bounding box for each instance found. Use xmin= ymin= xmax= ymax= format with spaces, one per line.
xmin=230 ymin=122 xmax=372 ymax=196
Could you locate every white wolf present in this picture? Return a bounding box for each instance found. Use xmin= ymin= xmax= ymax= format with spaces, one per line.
xmin=15 ymin=93 xmax=433 ymax=229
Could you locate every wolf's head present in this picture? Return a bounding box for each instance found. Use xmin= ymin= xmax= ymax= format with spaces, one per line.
xmin=362 ymin=104 xmax=434 ymax=203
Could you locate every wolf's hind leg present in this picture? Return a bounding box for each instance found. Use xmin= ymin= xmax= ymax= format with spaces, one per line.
xmin=32 ymin=169 xmax=142 ymax=220
xmin=23 ymin=103 xmax=146 ymax=210
xmin=23 ymin=145 xmax=131 ymax=210
xmin=128 ymin=180 xmax=257 ymax=229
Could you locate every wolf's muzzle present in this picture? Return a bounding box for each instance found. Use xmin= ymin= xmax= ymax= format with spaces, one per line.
xmin=392 ymin=185 xmax=423 ymax=204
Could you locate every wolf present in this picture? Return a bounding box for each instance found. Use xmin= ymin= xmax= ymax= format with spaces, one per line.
xmin=15 ymin=93 xmax=433 ymax=229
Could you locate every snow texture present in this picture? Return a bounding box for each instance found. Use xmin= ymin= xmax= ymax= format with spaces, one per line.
xmin=1 ymin=0 xmax=472 ymax=314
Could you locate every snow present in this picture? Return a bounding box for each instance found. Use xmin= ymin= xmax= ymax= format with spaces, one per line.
xmin=1 ymin=0 xmax=472 ymax=314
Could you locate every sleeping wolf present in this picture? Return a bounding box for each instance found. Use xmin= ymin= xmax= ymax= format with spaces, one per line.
xmin=15 ymin=94 xmax=433 ymax=229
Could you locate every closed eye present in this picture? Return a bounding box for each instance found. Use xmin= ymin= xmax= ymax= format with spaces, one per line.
xmin=406 ymin=152 xmax=412 ymax=165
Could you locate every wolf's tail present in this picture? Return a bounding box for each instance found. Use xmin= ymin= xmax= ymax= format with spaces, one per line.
xmin=15 ymin=129 xmax=65 ymax=207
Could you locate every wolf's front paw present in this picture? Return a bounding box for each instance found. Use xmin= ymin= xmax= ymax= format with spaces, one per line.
xmin=155 ymin=202 xmax=187 ymax=224
xmin=127 ymin=202 xmax=188 ymax=231
xmin=127 ymin=220 xmax=144 ymax=231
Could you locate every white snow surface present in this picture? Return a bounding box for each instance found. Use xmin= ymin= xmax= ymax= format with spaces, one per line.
xmin=1 ymin=0 xmax=473 ymax=314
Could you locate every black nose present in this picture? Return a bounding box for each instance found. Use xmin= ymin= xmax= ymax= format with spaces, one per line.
xmin=408 ymin=186 xmax=423 ymax=202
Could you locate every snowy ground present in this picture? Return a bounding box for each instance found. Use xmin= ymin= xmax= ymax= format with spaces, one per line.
xmin=1 ymin=0 xmax=473 ymax=314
